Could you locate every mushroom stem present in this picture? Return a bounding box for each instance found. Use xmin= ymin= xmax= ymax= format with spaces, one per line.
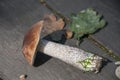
xmin=38 ymin=39 xmax=103 ymax=73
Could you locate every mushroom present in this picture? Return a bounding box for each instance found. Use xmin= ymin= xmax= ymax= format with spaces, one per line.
xmin=19 ymin=75 xmax=26 ymax=80
xmin=22 ymin=20 xmax=103 ymax=73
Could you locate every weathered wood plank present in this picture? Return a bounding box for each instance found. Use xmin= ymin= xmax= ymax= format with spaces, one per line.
xmin=0 ymin=0 xmax=119 ymax=80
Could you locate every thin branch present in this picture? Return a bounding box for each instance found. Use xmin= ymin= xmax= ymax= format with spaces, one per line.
xmin=40 ymin=0 xmax=70 ymax=23
xmin=88 ymin=35 xmax=120 ymax=61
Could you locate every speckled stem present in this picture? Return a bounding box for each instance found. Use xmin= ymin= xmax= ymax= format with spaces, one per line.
xmin=39 ymin=40 xmax=103 ymax=73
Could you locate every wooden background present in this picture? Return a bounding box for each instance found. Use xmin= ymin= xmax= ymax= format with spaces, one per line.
xmin=0 ymin=0 xmax=120 ymax=80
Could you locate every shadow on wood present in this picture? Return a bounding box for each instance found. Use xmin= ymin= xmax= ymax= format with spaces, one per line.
xmin=0 ymin=78 xmax=3 ymax=80
xmin=33 ymin=51 xmax=51 ymax=67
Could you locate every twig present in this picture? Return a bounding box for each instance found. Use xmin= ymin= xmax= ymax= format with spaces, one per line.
xmin=39 ymin=0 xmax=120 ymax=61
xmin=40 ymin=0 xmax=70 ymax=23
xmin=88 ymin=35 xmax=120 ymax=61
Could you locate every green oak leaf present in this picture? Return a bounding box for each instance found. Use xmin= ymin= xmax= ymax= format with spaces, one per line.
xmin=70 ymin=8 xmax=106 ymax=40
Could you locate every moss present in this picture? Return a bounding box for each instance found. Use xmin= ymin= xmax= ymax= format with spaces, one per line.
xmin=77 ymin=56 xmax=94 ymax=70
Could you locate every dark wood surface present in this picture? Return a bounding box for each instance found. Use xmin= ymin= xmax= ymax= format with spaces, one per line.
xmin=0 ymin=0 xmax=119 ymax=80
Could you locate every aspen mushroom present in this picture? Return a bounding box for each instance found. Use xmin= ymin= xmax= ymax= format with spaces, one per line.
xmin=22 ymin=20 xmax=103 ymax=73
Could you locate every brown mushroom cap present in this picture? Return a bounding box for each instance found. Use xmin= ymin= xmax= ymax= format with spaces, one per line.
xmin=22 ymin=21 xmax=44 ymax=65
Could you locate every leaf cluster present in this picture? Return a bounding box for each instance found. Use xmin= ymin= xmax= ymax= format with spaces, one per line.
xmin=70 ymin=8 xmax=106 ymax=40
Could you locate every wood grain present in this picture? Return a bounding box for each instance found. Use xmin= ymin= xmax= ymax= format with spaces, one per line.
xmin=0 ymin=0 xmax=119 ymax=80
